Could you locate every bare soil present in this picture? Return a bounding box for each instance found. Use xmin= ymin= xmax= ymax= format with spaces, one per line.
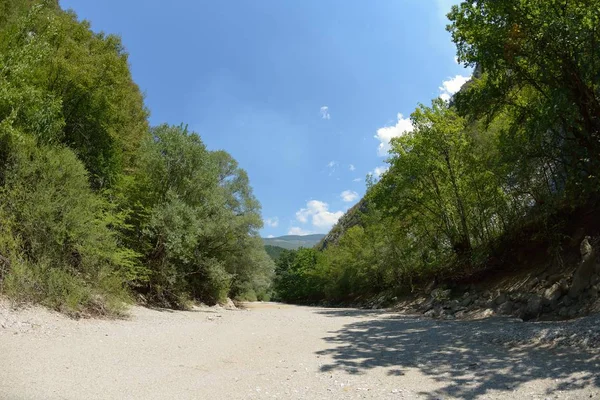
xmin=1 ymin=301 xmax=599 ymax=399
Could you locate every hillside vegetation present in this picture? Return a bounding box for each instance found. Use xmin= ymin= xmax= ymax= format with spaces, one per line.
xmin=263 ymin=234 xmax=325 ymax=250
xmin=274 ymin=1 xmax=600 ymax=305
xmin=0 ymin=0 xmax=273 ymax=315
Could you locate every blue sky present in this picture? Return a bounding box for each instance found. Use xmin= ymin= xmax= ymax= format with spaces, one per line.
xmin=61 ymin=0 xmax=470 ymax=238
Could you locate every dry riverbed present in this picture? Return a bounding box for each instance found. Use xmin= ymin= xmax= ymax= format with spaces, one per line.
xmin=1 ymin=301 xmax=599 ymax=399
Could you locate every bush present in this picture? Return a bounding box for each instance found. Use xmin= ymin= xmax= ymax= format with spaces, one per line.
xmin=0 ymin=134 xmax=135 ymax=316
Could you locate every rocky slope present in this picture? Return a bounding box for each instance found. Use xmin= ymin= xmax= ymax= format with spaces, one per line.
xmin=394 ymin=237 xmax=600 ymax=325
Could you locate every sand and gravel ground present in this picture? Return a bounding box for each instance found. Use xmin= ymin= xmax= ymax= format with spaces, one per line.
xmin=1 ymin=301 xmax=599 ymax=400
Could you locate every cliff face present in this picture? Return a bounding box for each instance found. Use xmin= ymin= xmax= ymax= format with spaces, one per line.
xmin=316 ymin=198 xmax=368 ymax=250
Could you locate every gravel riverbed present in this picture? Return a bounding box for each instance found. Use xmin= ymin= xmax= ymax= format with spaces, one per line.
xmin=1 ymin=301 xmax=599 ymax=399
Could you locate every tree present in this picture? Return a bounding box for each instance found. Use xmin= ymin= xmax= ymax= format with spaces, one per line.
xmin=448 ymin=0 xmax=600 ymax=195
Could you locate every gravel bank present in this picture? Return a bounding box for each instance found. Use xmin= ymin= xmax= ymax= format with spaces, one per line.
xmin=1 ymin=301 xmax=599 ymax=399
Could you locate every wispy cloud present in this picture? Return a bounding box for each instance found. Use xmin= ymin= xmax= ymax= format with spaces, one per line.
xmin=288 ymin=226 xmax=312 ymax=236
xmin=326 ymin=160 xmax=339 ymax=176
xmin=374 ymin=114 xmax=414 ymax=156
xmin=353 ymin=177 xmax=362 ymax=182
xmin=340 ymin=190 xmax=359 ymax=203
xmin=264 ymin=217 xmax=279 ymax=228
xmin=349 ymin=164 xmax=356 ymax=171
xmin=439 ymin=74 xmax=471 ymax=101
xmin=320 ymin=106 xmax=331 ymax=120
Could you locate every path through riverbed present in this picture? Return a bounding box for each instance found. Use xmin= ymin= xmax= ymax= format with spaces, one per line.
xmin=1 ymin=302 xmax=599 ymax=399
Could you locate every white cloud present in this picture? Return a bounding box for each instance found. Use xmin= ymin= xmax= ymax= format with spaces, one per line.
xmin=439 ymin=74 xmax=471 ymax=102
xmin=353 ymin=177 xmax=362 ymax=182
xmin=320 ymin=106 xmax=331 ymax=120
xmin=374 ymin=113 xmax=414 ymax=156
xmin=267 ymin=235 xmax=275 ymax=238
xmin=349 ymin=164 xmax=356 ymax=171
xmin=340 ymin=190 xmax=359 ymax=203
xmin=288 ymin=226 xmax=312 ymax=236
xmin=295 ymin=200 xmax=344 ymax=232
xmin=264 ymin=217 xmax=279 ymax=228
xmin=368 ymin=166 xmax=388 ymax=180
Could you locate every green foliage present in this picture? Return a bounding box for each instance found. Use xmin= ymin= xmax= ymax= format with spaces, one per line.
xmin=0 ymin=0 xmax=148 ymax=188
xmin=124 ymin=125 xmax=273 ymax=307
xmin=0 ymin=132 xmax=134 ymax=315
xmin=264 ymin=245 xmax=286 ymax=261
xmin=273 ymin=248 xmax=326 ymax=303
xmin=0 ymin=1 xmax=272 ymax=314
xmin=275 ymin=1 xmax=600 ymax=304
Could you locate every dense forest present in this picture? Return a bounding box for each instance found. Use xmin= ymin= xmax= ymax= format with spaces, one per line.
xmin=0 ymin=0 xmax=274 ymax=314
xmin=274 ymin=1 xmax=600 ymax=304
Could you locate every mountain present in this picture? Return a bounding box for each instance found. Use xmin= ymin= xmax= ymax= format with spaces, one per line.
xmin=317 ymin=198 xmax=368 ymax=251
xmin=262 ymin=234 xmax=325 ymax=250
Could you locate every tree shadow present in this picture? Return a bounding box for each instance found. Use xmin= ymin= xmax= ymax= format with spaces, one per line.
xmin=315 ymin=311 xmax=600 ymax=399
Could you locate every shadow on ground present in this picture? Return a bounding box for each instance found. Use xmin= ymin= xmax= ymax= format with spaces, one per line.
xmin=315 ymin=309 xmax=600 ymax=399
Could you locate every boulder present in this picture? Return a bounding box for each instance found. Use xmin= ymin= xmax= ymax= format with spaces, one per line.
xmin=495 ymin=293 xmax=508 ymax=306
xmin=558 ymin=307 xmax=569 ymax=318
xmin=460 ymin=296 xmax=473 ymax=308
xmin=569 ymin=237 xmax=597 ymax=298
xmin=430 ymin=288 xmax=451 ymax=301
xmin=424 ymin=280 xmax=436 ymax=295
xmin=568 ymin=306 xmax=579 ymax=319
xmin=497 ymin=301 xmax=513 ymax=315
xmin=527 ymin=277 xmax=540 ymax=290
xmin=526 ymin=294 xmax=543 ymax=317
xmin=221 ymin=298 xmax=237 ymax=310
xmin=543 ymin=283 xmax=563 ymax=306
xmin=481 ymin=308 xmax=495 ymax=318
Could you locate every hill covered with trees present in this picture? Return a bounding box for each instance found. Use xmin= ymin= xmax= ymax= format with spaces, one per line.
xmin=0 ymin=0 xmax=273 ymax=315
xmin=274 ymin=0 xmax=600 ymax=305
xmin=263 ymin=234 xmax=325 ymax=250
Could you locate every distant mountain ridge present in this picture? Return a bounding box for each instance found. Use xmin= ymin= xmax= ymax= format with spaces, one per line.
xmin=262 ymin=234 xmax=325 ymax=250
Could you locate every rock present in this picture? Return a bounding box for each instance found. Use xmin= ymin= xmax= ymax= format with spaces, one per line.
xmin=424 ymin=280 xmax=436 ymax=295
xmin=591 ymin=274 xmax=600 ymax=286
xmin=527 ymin=277 xmax=540 ymax=290
xmin=558 ymin=307 xmax=569 ymax=318
xmin=424 ymin=309 xmax=436 ymax=318
xmin=495 ymin=293 xmax=508 ymax=305
xmin=568 ymin=306 xmax=579 ymax=319
xmin=445 ymin=300 xmax=461 ymax=311
xmin=431 ymin=288 xmax=451 ymax=301
xmin=460 ymin=296 xmax=473 ymax=308
xmin=221 ymin=298 xmax=237 ymax=310
xmin=497 ymin=301 xmax=513 ymax=315
xmin=544 ymin=283 xmax=563 ymax=306
xmin=559 ymin=279 xmax=569 ymax=293
xmin=526 ymin=294 xmax=543 ymax=317
xmin=546 ymin=273 xmax=563 ymax=286
xmin=562 ymin=295 xmax=574 ymax=307
xmin=481 ymin=308 xmax=495 ymax=318
xmin=569 ymin=237 xmax=597 ymax=298
xmin=419 ymin=298 xmax=434 ymax=312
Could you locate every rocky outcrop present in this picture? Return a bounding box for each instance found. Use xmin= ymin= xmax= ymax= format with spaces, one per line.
xmin=407 ymin=237 xmax=600 ymax=322
xmin=317 ymin=198 xmax=368 ymax=250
